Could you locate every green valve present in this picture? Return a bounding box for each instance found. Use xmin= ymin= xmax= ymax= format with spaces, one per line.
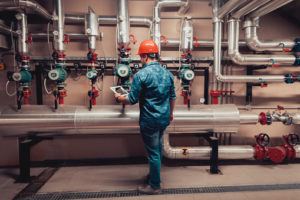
xmin=116 ymin=64 xmax=132 ymax=78
xmin=86 ymin=69 xmax=98 ymax=80
xmin=48 ymin=68 xmax=67 ymax=82
xmin=12 ymin=70 xmax=32 ymax=86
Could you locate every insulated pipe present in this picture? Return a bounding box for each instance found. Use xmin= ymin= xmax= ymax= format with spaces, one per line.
xmin=228 ymin=19 xmax=296 ymax=66
xmin=153 ymin=0 xmax=187 ymax=51
xmin=53 ymin=0 xmax=64 ymax=52
xmin=180 ymin=16 xmax=193 ymax=53
xmin=85 ymin=7 xmax=99 ymax=50
xmin=65 ymin=15 xmax=152 ymax=27
xmin=163 ymin=133 xmax=255 ymax=160
xmin=216 ymin=0 xmax=249 ymax=18
xmin=16 ymin=12 xmax=28 ymax=55
xmin=117 ymin=0 xmax=130 ymax=46
xmin=162 ymin=39 xmax=247 ymax=48
xmin=0 ymin=104 xmax=259 ymax=136
xmin=231 ymin=0 xmax=271 ymax=19
xmin=0 ymin=0 xmax=52 ymax=20
xmin=244 ymin=19 xmax=295 ymax=52
xmin=249 ymin=0 xmax=294 ymax=19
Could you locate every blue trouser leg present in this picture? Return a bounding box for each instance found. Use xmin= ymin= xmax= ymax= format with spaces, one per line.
xmin=140 ymin=126 xmax=165 ymax=190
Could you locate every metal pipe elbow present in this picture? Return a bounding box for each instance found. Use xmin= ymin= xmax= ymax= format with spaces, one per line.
xmin=19 ymin=0 xmax=52 ymax=20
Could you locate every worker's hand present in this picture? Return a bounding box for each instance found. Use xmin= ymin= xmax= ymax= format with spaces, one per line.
xmin=170 ymin=113 xmax=173 ymax=122
xmin=114 ymin=93 xmax=121 ymax=103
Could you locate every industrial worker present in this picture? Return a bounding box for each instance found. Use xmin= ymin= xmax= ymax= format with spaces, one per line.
xmin=114 ymin=40 xmax=176 ymax=194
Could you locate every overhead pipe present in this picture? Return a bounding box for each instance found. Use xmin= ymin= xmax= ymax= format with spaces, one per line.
xmin=248 ymin=0 xmax=294 ymax=19
xmin=213 ymin=0 xmax=284 ymax=83
xmin=228 ymin=19 xmax=296 ymax=66
xmin=153 ymin=0 xmax=188 ymax=52
xmin=0 ymin=0 xmax=52 ymax=20
xmin=0 ymin=104 xmax=261 ymax=136
xmin=216 ymin=0 xmax=249 ymax=18
xmin=161 ymin=39 xmax=247 ymax=48
xmin=231 ymin=0 xmax=271 ymax=19
xmin=244 ymin=18 xmax=296 ymax=52
xmin=53 ymin=0 xmax=65 ymax=52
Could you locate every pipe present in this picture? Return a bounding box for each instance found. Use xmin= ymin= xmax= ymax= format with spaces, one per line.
xmin=16 ymin=12 xmax=28 ymax=55
xmin=161 ymin=39 xmax=247 ymax=48
xmin=0 ymin=23 xmax=18 ymax=36
xmin=216 ymin=0 xmax=249 ymax=18
xmin=153 ymin=0 xmax=187 ymax=52
xmin=53 ymin=0 xmax=64 ymax=52
xmin=180 ymin=16 xmax=193 ymax=53
xmin=31 ymin=32 xmax=87 ymax=40
xmin=231 ymin=0 xmax=271 ymax=19
xmin=85 ymin=7 xmax=99 ymax=50
xmin=117 ymin=0 xmax=130 ymax=46
xmin=0 ymin=0 xmax=52 ymax=20
xmin=228 ymin=19 xmax=296 ymax=66
xmin=244 ymin=18 xmax=295 ymax=52
xmin=163 ymin=133 xmax=255 ymax=160
xmin=249 ymin=0 xmax=294 ymax=19
xmin=0 ymin=104 xmax=259 ymax=136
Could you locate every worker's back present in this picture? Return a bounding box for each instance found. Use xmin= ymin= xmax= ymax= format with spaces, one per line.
xmin=128 ymin=61 xmax=176 ymax=129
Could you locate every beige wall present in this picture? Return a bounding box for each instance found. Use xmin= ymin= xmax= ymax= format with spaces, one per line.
xmin=0 ymin=0 xmax=300 ymax=166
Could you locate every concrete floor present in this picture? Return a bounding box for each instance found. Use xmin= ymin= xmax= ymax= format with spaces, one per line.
xmin=2 ymin=163 xmax=300 ymax=200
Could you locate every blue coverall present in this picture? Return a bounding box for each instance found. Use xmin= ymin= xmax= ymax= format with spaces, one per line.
xmin=126 ymin=61 xmax=176 ymax=189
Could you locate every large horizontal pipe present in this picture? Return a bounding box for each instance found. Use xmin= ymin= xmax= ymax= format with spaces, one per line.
xmin=0 ymin=104 xmax=258 ymax=136
xmin=216 ymin=0 xmax=249 ymax=18
xmin=0 ymin=0 xmax=52 ymax=20
xmin=0 ymin=23 xmax=18 ymax=36
xmin=161 ymin=39 xmax=247 ymax=48
xmin=231 ymin=0 xmax=271 ymax=19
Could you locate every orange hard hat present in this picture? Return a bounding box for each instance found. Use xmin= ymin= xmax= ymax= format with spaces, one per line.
xmin=137 ymin=40 xmax=159 ymax=55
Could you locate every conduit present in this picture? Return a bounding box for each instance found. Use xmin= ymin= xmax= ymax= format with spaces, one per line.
xmin=0 ymin=0 xmax=52 ymax=20
xmin=53 ymin=0 xmax=64 ymax=52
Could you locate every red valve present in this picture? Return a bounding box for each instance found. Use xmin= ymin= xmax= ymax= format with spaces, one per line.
xmin=90 ymin=87 xmax=99 ymax=105
xmin=210 ymin=90 xmax=235 ymax=104
xmin=283 ymin=48 xmax=291 ymax=52
xmin=161 ymin=35 xmax=168 ymax=44
xmin=181 ymin=90 xmax=191 ymax=105
xmin=193 ymin=37 xmax=200 ymax=46
xmin=268 ymin=146 xmax=287 ymax=163
xmin=22 ymin=55 xmax=30 ymax=61
xmin=26 ymin=33 xmax=33 ymax=44
xmin=272 ymin=64 xmax=279 ymax=67
xmin=59 ymin=90 xmax=67 ymax=104
xmin=23 ymin=90 xmax=31 ymax=105
xmin=129 ymin=34 xmax=137 ymax=44
xmin=63 ymin=34 xmax=70 ymax=43
xmin=277 ymin=105 xmax=285 ymax=110
xmin=258 ymin=112 xmax=267 ymax=125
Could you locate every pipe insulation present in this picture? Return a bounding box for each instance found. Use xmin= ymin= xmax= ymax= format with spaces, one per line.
xmin=153 ymin=0 xmax=188 ymax=51
xmin=85 ymin=7 xmax=99 ymax=50
xmin=16 ymin=12 xmax=28 ymax=55
xmin=53 ymin=0 xmax=64 ymax=52
xmin=117 ymin=0 xmax=130 ymax=46
xmin=0 ymin=105 xmax=259 ymax=136
xmin=0 ymin=0 xmax=52 ymax=20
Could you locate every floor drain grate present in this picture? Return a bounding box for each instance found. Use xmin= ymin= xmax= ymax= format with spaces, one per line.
xmin=15 ymin=183 xmax=300 ymax=200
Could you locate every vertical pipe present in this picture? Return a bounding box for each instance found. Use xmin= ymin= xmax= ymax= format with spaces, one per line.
xmin=117 ymin=0 xmax=130 ymax=46
xmin=85 ymin=7 xmax=99 ymax=51
xmin=53 ymin=0 xmax=64 ymax=52
xmin=16 ymin=12 xmax=28 ymax=55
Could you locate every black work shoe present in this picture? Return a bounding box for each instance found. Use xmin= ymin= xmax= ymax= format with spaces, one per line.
xmin=137 ymin=184 xmax=161 ymax=195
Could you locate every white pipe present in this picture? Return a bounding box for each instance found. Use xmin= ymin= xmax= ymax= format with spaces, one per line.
xmin=85 ymin=7 xmax=99 ymax=50
xmin=16 ymin=12 xmax=28 ymax=55
xmin=153 ymin=0 xmax=187 ymax=52
xmin=244 ymin=18 xmax=295 ymax=52
xmin=231 ymin=0 xmax=271 ymax=19
xmin=228 ymin=19 xmax=296 ymax=66
xmin=0 ymin=0 xmax=52 ymax=20
xmin=53 ymin=0 xmax=64 ymax=52
xmin=180 ymin=16 xmax=193 ymax=53
xmin=117 ymin=0 xmax=130 ymax=46
xmin=249 ymin=0 xmax=294 ymax=19
xmin=163 ymin=133 xmax=255 ymax=160
xmin=217 ymin=0 xmax=249 ymax=18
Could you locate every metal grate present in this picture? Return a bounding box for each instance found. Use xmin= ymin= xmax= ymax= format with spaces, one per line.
xmin=15 ymin=183 xmax=300 ymax=200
